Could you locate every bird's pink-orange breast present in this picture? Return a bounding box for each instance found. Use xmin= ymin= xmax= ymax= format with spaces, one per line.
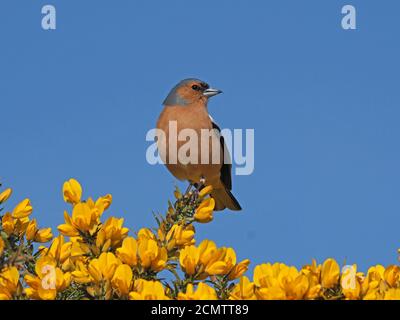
xmin=156 ymin=103 xmax=222 ymax=184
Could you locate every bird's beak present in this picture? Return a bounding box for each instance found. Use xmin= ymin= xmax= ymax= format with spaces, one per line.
xmin=203 ymin=88 xmax=223 ymax=97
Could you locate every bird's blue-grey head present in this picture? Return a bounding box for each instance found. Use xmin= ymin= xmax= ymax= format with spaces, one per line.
xmin=163 ymin=78 xmax=222 ymax=106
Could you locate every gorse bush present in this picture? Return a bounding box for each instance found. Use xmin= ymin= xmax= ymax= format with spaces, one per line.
xmin=0 ymin=179 xmax=399 ymax=300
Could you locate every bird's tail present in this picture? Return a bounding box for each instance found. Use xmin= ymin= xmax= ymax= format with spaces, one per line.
xmin=211 ymin=188 xmax=242 ymax=211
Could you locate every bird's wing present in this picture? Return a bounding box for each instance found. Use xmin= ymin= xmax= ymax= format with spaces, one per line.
xmin=210 ymin=115 xmax=232 ymax=190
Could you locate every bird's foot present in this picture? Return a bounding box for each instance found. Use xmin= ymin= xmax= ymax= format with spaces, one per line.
xmin=192 ymin=177 xmax=206 ymax=199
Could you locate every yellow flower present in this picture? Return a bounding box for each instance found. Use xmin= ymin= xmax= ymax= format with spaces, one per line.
xmin=253 ymin=263 xmax=282 ymax=290
xmin=361 ymin=265 xmax=385 ymax=300
xmin=384 ymin=288 xmax=400 ymax=300
xmin=26 ymin=219 xmax=52 ymax=243
xmin=282 ymin=266 xmax=309 ymax=300
xmin=87 ymin=259 xmax=103 ymax=283
xmin=197 ymin=240 xmax=226 ymax=277
xmin=198 ymin=240 xmax=218 ymax=266
xmin=95 ymin=194 xmax=112 ymax=212
xmin=179 ymin=245 xmax=200 ymax=275
xmin=15 ymin=217 xmax=30 ymax=236
xmin=96 ymin=216 xmax=129 ymax=249
xmin=257 ymin=286 xmax=287 ymax=300
xmin=26 ymin=219 xmax=37 ymax=241
xmin=194 ymin=198 xmax=215 ymax=223
xmin=83 ymin=195 xmax=112 ymax=219
xmin=229 ymin=259 xmax=251 ymax=280
xmin=63 ymin=178 xmax=82 ymax=204
xmin=0 ymin=267 xmax=19 ymax=300
xmin=58 ymin=202 xmax=99 ymax=236
xmin=301 ymin=260 xmax=322 ymax=299
xmin=88 ymin=252 xmax=120 ymax=282
xmin=0 ymin=188 xmax=12 ymax=204
xmin=34 ymin=255 xmax=55 ymax=279
xmin=198 ymin=185 xmax=213 ymax=198
xmin=111 ymin=264 xmax=133 ymax=297
xmin=71 ymin=203 xmax=99 ymax=232
xmin=165 ymin=223 xmax=195 ymax=250
xmin=137 ymin=237 xmax=167 ymax=272
xmin=362 ymin=284 xmax=381 ymax=300
xmin=341 ymin=264 xmax=361 ymax=300
xmin=57 ymin=211 xmax=79 ymax=237
xmin=302 ymin=259 xmax=321 ymax=277
xmin=41 ymin=235 xmax=71 ymax=266
xmin=286 ymin=274 xmax=310 ymax=300
xmin=25 ymin=255 xmax=71 ymax=300
xmin=179 ymin=240 xmax=245 ymax=279
xmin=384 ymin=265 xmax=400 ymax=288
xmin=305 ymin=282 xmax=322 ymax=299
xmin=230 ymin=276 xmax=256 ymax=300
xmin=253 ymin=263 xmax=310 ymax=300
xmin=2 ymin=212 xmax=30 ymax=236
xmin=321 ymin=258 xmax=340 ymax=289
xmin=204 ymin=247 xmax=235 ymax=275
xmin=178 ymin=283 xmax=217 ymax=300
xmin=71 ymin=261 xmax=92 ymax=284
xmin=12 ymin=198 xmax=33 ymax=219
xmin=116 ymin=237 xmax=138 ymax=267
xmin=129 ymin=280 xmax=169 ymax=300
xmin=69 ymin=240 xmax=89 ymax=259
xmin=137 ymin=228 xmax=157 ymax=241
xmin=97 ymin=252 xmax=121 ymax=280
xmin=366 ymin=265 xmax=385 ymax=281
xmin=35 ymin=228 xmax=53 ymax=243
xmin=2 ymin=212 xmax=15 ymax=235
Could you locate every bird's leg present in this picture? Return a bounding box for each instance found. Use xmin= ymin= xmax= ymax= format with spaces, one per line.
xmin=195 ymin=176 xmax=206 ymax=191
xmin=193 ymin=176 xmax=206 ymax=200
xmin=184 ymin=182 xmax=194 ymax=196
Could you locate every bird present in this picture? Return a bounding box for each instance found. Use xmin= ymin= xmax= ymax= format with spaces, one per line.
xmin=156 ymin=78 xmax=241 ymax=211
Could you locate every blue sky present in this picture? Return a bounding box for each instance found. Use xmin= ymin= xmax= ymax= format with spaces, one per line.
xmin=1 ymin=1 xmax=400 ymax=272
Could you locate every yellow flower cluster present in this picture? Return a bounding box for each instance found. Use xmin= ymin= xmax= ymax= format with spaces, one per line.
xmin=0 ymin=180 xmax=399 ymax=300
xmin=1 ymin=197 xmax=52 ymax=243
xmin=179 ymin=240 xmax=250 ymax=280
xmin=230 ymin=259 xmax=400 ymax=300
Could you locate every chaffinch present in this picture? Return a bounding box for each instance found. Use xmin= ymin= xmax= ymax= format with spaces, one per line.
xmin=156 ymin=78 xmax=241 ymax=211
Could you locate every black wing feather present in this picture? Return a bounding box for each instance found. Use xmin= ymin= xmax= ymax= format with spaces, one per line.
xmin=211 ymin=120 xmax=232 ymax=190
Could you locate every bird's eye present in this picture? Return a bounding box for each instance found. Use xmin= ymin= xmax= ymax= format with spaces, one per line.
xmin=192 ymin=85 xmax=200 ymax=91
